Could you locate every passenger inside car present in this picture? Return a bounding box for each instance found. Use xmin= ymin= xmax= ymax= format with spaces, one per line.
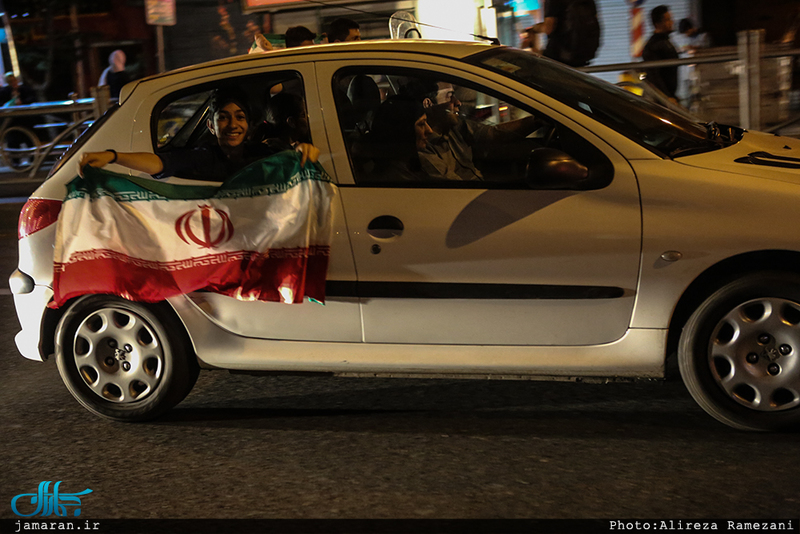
xmin=79 ymin=87 xmax=320 ymax=181
xmin=336 ymin=70 xmax=552 ymax=185
xmin=257 ymin=92 xmax=313 ymax=152
xmin=346 ymin=74 xmax=382 ymax=136
xmin=416 ymin=81 xmax=540 ymax=182
xmin=360 ymin=96 xmax=433 ymax=182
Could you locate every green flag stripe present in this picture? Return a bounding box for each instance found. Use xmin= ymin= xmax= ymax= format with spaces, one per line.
xmin=69 ymin=150 xmax=331 ymax=202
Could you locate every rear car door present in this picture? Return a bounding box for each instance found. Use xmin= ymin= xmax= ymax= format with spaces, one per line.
xmin=128 ymin=61 xmax=361 ymax=342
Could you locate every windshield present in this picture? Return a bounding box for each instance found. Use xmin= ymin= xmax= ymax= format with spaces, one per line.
xmin=467 ymin=48 xmax=733 ymax=158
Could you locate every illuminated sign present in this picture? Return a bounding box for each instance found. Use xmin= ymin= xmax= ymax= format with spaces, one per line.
xmin=245 ymin=0 xmax=305 ymax=5
xmin=145 ymin=0 xmax=176 ymax=26
xmin=242 ymin=0 xmax=350 ymax=13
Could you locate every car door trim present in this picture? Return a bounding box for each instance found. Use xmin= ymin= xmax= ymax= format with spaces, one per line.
xmin=325 ymin=281 xmax=624 ymax=300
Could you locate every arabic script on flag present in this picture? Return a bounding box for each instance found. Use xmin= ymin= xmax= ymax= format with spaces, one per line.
xmin=53 ymin=151 xmax=335 ymax=307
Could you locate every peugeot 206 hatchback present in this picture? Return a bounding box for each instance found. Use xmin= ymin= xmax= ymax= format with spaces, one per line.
xmin=10 ymin=40 xmax=800 ymax=431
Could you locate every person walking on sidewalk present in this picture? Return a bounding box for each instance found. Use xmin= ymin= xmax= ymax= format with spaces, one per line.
xmin=642 ymin=5 xmax=680 ymax=103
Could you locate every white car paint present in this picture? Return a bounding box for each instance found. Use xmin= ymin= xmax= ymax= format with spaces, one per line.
xmin=10 ymin=40 xmax=800 ymax=429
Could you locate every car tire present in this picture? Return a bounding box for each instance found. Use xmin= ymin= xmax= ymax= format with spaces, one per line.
xmin=55 ymin=295 xmax=199 ymax=422
xmin=679 ymin=272 xmax=800 ymax=431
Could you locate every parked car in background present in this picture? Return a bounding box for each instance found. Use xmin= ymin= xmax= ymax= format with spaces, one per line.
xmin=10 ymin=40 xmax=800 ymax=431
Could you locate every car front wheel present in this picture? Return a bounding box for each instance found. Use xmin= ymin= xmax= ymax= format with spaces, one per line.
xmin=679 ymin=272 xmax=800 ymax=431
xmin=55 ymin=295 xmax=199 ymax=422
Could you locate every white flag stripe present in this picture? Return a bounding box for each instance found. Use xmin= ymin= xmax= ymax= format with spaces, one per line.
xmin=56 ymin=180 xmax=334 ymax=266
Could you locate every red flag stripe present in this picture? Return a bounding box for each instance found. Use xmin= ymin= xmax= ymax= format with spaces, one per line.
xmin=53 ymin=247 xmax=331 ymax=307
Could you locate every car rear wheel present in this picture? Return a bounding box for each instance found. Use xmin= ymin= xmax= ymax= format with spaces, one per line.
xmin=679 ymin=272 xmax=800 ymax=431
xmin=55 ymin=295 xmax=199 ymax=422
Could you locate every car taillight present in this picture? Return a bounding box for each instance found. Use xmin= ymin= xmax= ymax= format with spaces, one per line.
xmin=18 ymin=198 xmax=62 ymax=239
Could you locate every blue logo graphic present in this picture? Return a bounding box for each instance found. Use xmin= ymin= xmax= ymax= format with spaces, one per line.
xmin=11 ymin=481 xmax=93 ymax=517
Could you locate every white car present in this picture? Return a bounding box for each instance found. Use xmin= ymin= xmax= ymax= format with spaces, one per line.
xmin=10 ymin=40 xmax=800 ymax=431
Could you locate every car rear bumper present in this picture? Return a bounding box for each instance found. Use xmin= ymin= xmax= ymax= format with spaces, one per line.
xmin=13 ymin=285 xmax=53 ymax=361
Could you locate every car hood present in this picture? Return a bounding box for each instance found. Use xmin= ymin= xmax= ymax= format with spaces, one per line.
xmin=676 ymin=130 xmax=800 ymax=183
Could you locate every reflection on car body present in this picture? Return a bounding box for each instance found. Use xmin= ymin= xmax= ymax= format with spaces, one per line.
xmin=10 ymin=40 xmax=800 ymax=432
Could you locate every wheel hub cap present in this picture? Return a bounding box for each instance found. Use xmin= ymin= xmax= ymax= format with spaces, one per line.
xmin=72 ymin=307 xmax=165 ymax=404
xmin=709 ymin=297 xmax=800 ymax=412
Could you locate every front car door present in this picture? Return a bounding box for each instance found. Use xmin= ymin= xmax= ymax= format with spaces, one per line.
xmin=316 ymin=57 xmax=641 ymax=346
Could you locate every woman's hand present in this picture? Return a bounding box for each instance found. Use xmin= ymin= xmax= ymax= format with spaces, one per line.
xmin=295 ymin=143 xmax=320 ymax=168
xmin=78 ymin=151 xmax=115 ymax=176
xmin=77 ymin=151 xmax=164 ymax=177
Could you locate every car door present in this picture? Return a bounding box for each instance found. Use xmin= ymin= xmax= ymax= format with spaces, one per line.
xmin=129 ymin=62 xmax=361 ymax=342
xmin=316 ymin=58 xmax=641 ymax=346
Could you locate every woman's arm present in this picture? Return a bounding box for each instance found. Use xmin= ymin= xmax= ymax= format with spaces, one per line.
xmin=78 ymin=151 xmax=164 ymax=176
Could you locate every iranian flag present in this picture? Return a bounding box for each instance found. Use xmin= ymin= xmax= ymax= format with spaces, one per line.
xmin=53 ymin=151 xmax=335 ymax=307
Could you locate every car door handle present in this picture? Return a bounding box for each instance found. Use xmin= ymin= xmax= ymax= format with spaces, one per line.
xmin=367 ymin=215 xmax=404 ymax=239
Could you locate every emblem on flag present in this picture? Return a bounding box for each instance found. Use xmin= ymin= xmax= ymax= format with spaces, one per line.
xmin=175 ymin=205 xmax=234 ymax=249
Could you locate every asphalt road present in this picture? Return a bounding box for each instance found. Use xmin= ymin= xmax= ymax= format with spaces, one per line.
xmin=1 ymin=193 xmax=799 ymax=526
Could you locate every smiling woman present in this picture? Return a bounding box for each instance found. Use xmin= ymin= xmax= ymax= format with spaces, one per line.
xmin=152 ymin=87 xmax=274 ymax=180
xmin=207 ymin=91 xmax=251 ymax=151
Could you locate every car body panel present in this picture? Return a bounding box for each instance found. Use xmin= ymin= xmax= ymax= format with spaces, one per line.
xmin=318 ymin=56 xmax=643 ymax=346
xmin=182 ymin=194 xmax=362 ymax=342
xmin=170 ymin=292 xmax=666 ymax=377
xmin=631 ymin=152 xmax=800 ymax=328
xmin=13 ymin=285 xmax=54 ymax=361
xmin=122 ymin=60 xmax=364 ymax=343
xmin=677 ymin=130 xmax=800 ymax=183
xmin=339 ymin=184 xmax=640 ymax=345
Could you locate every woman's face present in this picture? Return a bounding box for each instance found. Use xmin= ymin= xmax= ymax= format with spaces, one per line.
xmin=414 ymin=113 xmax=433 ymax=150
xmin=209 ymin=101 xmax=249 ymax=149
xmin=290 ymin=108 xmax=309 ymax=140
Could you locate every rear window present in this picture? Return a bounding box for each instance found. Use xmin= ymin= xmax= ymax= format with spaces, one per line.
xmin=156 ymin=92 xmax=213 ymax=149
xmin=151 ymin=71 xmax=305 ymax=153
xmin=47 ymin=105 xmax=119 ymax=179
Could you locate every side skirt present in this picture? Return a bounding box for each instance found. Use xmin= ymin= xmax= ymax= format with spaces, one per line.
xmin=169 ymin=294 xmax=667 ymax=379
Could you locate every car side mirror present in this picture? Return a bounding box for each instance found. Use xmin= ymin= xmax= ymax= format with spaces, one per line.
xmin=525 ymin=147 xmax=591 ymax=190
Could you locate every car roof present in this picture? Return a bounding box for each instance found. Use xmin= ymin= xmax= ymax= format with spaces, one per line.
xmin=251 ymin=39 xmax=496 ymax=61
xmin=127 ymin=40 xmax=497 ymax=94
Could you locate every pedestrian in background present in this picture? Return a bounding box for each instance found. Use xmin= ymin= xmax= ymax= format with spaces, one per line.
xmin=328 ymin=18 xmax=361 ymax=43
xmin=285 ymin=26 xmax=316 ymax=48
xmin=529 ymin=0 xmax=600 ymax=68
xmin=642 ymin=5 xmax=680 ymax=104
xmin=0 ymin=72 xmax=37 ymax=168
xmin=0 ymin=72 xmax=35 ymax=107
xmin=678 ymin=18 xmax=710 ymax=52
xmin=98 ymin=50 xmax=129 ymax=100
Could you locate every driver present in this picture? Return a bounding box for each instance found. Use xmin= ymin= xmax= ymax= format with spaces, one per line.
xmin=417 ymin=81 xmax=539 ymax=181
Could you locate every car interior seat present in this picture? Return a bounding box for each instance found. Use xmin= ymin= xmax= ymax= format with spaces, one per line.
xmin=347 ymin=75 xmax=382 ymax=136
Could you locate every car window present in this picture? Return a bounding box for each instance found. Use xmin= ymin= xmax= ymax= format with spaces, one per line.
xmin=156 ymin=92 xmax=212 ymax=149
xmin=333 ymin=67 xmax=611 ymax=189
xmin=468 ymin=48 xmax=737 ymax=158
xmin=152 ymin=71 xmax=308 ymax=153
